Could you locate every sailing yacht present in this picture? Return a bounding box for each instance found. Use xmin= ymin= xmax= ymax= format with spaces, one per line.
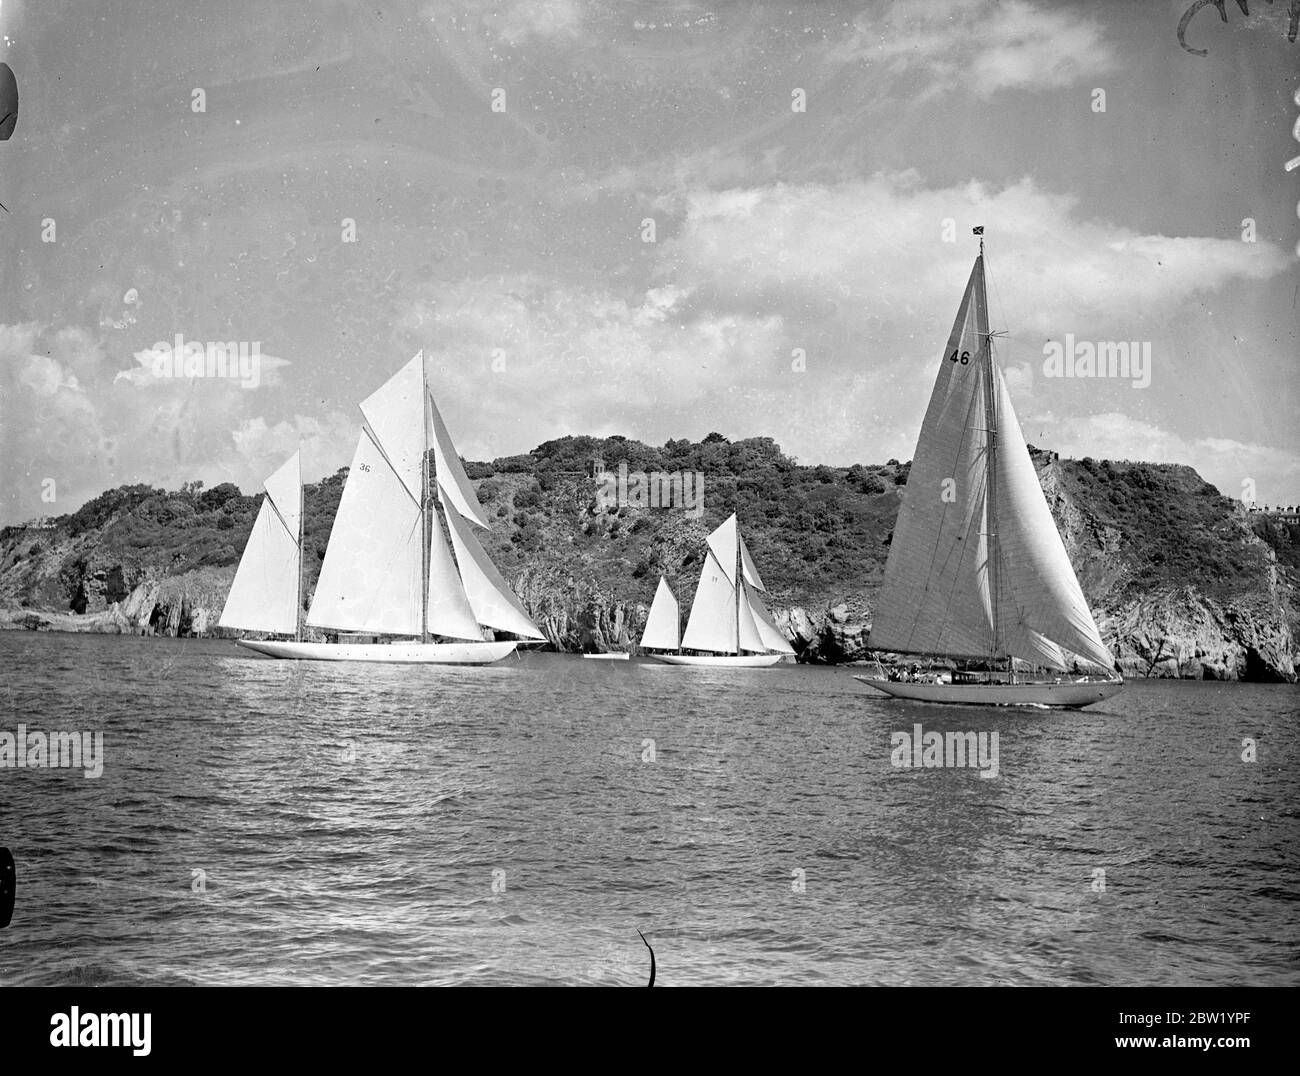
xmin=226 ymin=351 xmax=544 ymax=664
xmin=857 ymin=235 xmax=1124 ymax=707
xmin=640 ymin=514 xmax=795 ymax=666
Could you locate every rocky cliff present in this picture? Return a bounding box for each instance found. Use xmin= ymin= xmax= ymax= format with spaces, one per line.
xmin=1 ymin=435 xmax=1295 ymax=681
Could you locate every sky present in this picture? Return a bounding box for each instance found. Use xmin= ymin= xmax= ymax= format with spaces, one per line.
xmin=0 ymin=0 xmax=1296 ymax=524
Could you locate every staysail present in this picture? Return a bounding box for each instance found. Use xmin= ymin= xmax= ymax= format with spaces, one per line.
xmin=870 ymin=254 xmax=1114 ymax=671
xmin=426 ymin=510 xmax=485 ymax=640
xmin=443 ymin=495 xmax=545 ymax=639
xmin=744 ymin=580 xmax=795 ymax=655
xmin=989 ymin=365 xmax=1115 ymax=670
xmin=640 ymin=576 xmax=681 ymax=651
xmin=219 ymin=451 xmax=301 ymax=635
xmin=430 ymin=392 xmax=490 ymax=529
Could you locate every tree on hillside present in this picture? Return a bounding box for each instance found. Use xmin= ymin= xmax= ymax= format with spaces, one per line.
xmin=199 ymin=483 xmax=242 ymax=512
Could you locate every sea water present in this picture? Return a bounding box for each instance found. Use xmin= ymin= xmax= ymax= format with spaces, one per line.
xmin=0 ymin=632 xmax=1295 ymax=986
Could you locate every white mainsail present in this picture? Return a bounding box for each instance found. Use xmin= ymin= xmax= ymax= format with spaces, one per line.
xmin=681 ymin=550 xmax=740 ymax=652
xmin=680 ymin=548 xmax=767 ymax=654
xmin=307 ymin=428 xmax=424 ymax=635
xmin=219 ymin=451 xmax=301 ymax=635
xmin=640 ymin=576 xmax=681 ymax=651
xmin=869 ymin=254 xmax=1115 ymax=672
xmin=870 ymin=258 xmax=995 ymax=659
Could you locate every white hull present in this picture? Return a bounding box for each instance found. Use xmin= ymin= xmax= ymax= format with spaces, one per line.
xmin=235 ymin=638 xmax=517 ymax=664
xmin=582 ymin=652 xmax=630 ymax=660
xmin=649 ymin=653 xmax=784 ymax=667
xmin=853 ymin=675 xmax=1124 ymax=709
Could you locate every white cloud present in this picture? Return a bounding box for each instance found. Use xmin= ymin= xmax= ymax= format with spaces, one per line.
xmin=1035 ymin=410 xmax=1300 ymax=501
xmin=492 ymin=0 xmax=586 ymax=45
xmin=17 ymin=353 xmax=80 ymax=395
xmin=660 ymin=175 xmax=1289 ymax=332
xmin=1003 ymin=360 xmax=1035 ymax=399
xmin=633 ymin=284 xmax=690 ymax=326
xmin=230 ymin=413 xmax=357 ymax=483
xmin=397 ymin=272 xmax=787 ymax=462
xmin=2 ymin=323 xmax=85 ymax=397
xmin=827 ymin=0 xmax=1119 ymax=98
xmin=644 ymin=172 xmax=1288 ymax=458
xmin=1 ymin=322 xmax=320 ymax=524
xmin=0 ymin=320 xmax=39 ymax=361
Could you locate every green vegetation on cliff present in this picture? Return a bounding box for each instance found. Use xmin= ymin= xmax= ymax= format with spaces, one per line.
xmin=1060 ymin=457 xmax=1268 ymax=602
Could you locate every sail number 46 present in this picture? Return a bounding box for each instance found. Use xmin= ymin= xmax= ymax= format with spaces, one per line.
xmin=949 ymin=350 xmax=971 ymax=365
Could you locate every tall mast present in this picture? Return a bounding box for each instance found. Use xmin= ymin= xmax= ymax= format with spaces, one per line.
xmin=976 ymin=232 xmax=1004 ymax=675
xmin=734 ymin=522 xmax=742 ymax=655
xmin=420 ymin=351 xmax=431 ymax=645
xmin=296 ymin=452 xmax=304 ymax=643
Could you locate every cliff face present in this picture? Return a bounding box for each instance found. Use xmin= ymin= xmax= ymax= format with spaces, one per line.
xmin=1033 ymin=454 xmax=1296 ymax=682
xmin=1105 ymin=590 xmax=1293 ymax=681
xmin=1 ymin=435 xmax=1295 ymax=681
xmin=0 ymin=561 xmax=234 ymax=638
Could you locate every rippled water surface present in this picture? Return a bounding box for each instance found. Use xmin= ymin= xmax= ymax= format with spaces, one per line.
xmin=0 ymin=632 xmax=1296 ymax=986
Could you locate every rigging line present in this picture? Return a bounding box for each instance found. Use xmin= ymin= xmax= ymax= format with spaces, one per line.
xmin=261 ymin=486 xmax=297 ymax=548
xmin=360 ymin=422 xmax=421 ymax=512
xmin=983 ymin=236 xmax=1014 ymax=343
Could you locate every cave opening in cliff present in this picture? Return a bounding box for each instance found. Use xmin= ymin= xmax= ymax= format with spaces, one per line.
xmin=103 ymin=567 xmax=128 ymax=605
